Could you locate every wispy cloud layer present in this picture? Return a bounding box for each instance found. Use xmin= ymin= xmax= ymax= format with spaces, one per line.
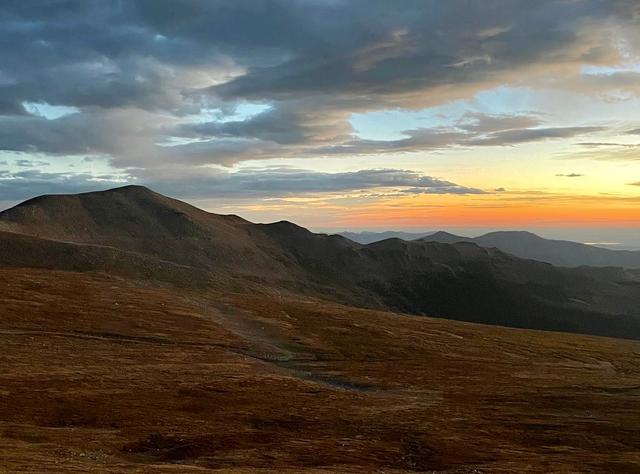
xmin=0 ymin=167 xmax=486 ymax=204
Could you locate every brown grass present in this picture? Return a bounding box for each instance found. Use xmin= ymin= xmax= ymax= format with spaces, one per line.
xmin=1 ymin=267 xmax=639 ymax=472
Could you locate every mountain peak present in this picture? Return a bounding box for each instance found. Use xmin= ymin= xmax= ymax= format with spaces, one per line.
xmin=428 ymin=231 xmax=464 ymax=238
xmin=480 ymin=230 xmax=541 ymax=239
xmin=102 ymin=184 xmax=156 ymax=195
xmin=0 ymin=184 xmax=202 ymax=243
xmin=78 ymin=184 xmax=168 ymax=202
xmin=418 ymin=231 xmax=467 ymax=243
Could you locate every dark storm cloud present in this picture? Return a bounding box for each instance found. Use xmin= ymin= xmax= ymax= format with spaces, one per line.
xmin=0 ymin=0 xmax=638 ymax=187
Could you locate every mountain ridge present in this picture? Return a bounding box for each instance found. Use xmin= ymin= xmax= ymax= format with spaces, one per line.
xmin=2 ymin=186 xmax=640 ymax=340
xmin=420 ymin=230 xmax=640 ymax=268
xmin=340 ymin=229 xmax=640 ymax=268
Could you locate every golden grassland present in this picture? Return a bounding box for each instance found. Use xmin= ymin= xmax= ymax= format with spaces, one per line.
xmin=1 ymin=268 xmax=639 ymax=472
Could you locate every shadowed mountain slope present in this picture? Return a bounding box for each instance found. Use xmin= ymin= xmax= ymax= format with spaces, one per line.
xmin=2 ymin=185 xmax=640 ymax=340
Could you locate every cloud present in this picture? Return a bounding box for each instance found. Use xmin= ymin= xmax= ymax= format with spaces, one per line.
xmin=208 ymin=1 xmax=635 ymax=106
xmin=553 ymin=71 xmax=640 ymax=101
xmin=143 ymin=167 xmax=489 ymax=198
xmin=466 ymin=126 xmax=604 ymax=147
xmin=556 ymin=173 xmax=584 ymax=178
xmin=577 ymin=142 xmax=639 ymax=147
xmin=456 ymin=113 xmax=541 ymax=133
xmin=629 ymin=182 xmax=640 ymax=186
xmin=0 ymin=167 xmax=486 ymax=206
xmin=2 ymin=103 xmax=600 ymax=168
xmin=203 ymin=168 xmax=487 ymax=196
xmin=180 ymin=101 xmax=350 ymax=146
xmin=0 ymin=108 xmax=178 ymax=169
xmin=564 ymin=142 xmax=640 ymax=161
xmin=403 ymin=186 xmax=487 ymax=195
xmin=0 ymin=169 xmax=127 ymax=202
xmin=14 ymin=159 xmax=50 ymax=167
xmin=308 ymin=116 xmax=604 ymax=157
xmin=0 ymin=0 xmax=638 ymax=199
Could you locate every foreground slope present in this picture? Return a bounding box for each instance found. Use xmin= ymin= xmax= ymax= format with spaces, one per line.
xmin=1 ymin=267 xmax=639 ymax=472
xmin=1 ymin=185 xmax=640 ymax=340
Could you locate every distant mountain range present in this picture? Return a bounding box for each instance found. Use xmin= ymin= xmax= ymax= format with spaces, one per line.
xmin=341 ymin=230 xmax=640 ymax=268
xmin=1 ymin=185 xmax=640 ymax=340
xmin=340 ymin=231 xmax=431 ymax=244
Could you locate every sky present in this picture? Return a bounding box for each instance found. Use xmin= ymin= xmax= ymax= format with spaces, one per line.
xmin=0 ymin=1 xmax=639 ymax=246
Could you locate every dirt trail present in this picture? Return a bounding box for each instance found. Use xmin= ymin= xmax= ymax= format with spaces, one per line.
xmin=183 ymin=296 xmax=383 ymax=392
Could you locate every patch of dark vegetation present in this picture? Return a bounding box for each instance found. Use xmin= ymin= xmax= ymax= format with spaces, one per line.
xmin=397 ymin=436 xmax=441 ymax=471
xmin=122 ymin=431 xmax=279 ymax=463
xmin=2 ymin=429 xmax=48 ymax=444
xmin=40 ymin=399 xmax=119 ymax=429
xmin=123 ymin=433 xmax=217 ymax=461
xmin=248 ymin=415 xmax=308 ymax=431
